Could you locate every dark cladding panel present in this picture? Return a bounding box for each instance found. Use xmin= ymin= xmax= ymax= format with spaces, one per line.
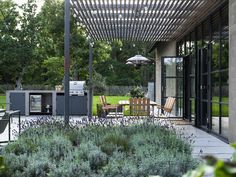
xmin=10 ymin=93 xmax=25 ymax=115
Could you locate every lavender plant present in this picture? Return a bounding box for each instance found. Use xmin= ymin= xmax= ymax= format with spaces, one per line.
xmin=2 ymin=117 xmax=198 ymax=177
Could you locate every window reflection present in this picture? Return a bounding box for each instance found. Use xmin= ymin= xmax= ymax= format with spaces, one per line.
xmin=212 ymin=14 xmax=220 ymax=71
xmin=211 ymin=73 xmax=220 ymax=102
xmin=203 ymin=20 xmax=210 ymax=46
xmin=212 ymin=103 xmax=220 ymax=134
xmin=163 ymin=57 xmax=183 ymax=117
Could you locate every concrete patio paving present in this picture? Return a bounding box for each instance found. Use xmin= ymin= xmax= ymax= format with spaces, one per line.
xmin=175 ymin=125 xmax=234 ymax=160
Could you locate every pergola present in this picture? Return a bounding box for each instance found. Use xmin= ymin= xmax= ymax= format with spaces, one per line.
xmin=63 ymin=0 xmax=226 ymax=123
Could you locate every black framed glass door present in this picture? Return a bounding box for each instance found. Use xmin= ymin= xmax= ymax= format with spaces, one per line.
xmin=183 ymin=55 xmax=191 ymax=121
xmin=197 ymin=44 xmax=212 ymax=130
xmin=162 ymin=57 xmax=183 ymax=117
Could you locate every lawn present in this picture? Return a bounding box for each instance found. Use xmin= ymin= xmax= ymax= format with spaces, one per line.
xmin=0 ymin=94 xmax=6 ymax=109
xmin=93 ymin=95 xmax=129 ymax=115
xmin=212 ymin=96 xmax=229 ymax=117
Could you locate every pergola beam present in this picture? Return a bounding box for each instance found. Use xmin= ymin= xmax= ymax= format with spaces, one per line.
xmin=72 ymin=0 xmax=226 ymax=42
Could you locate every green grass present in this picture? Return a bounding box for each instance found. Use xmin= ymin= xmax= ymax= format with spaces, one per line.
xmin=212 ymin=96 xmax=229 ymax=117
xmin=0 ymin=94 xmax=6 ymax=109
xmin=93 ymin=95 xmax=129 ymax=115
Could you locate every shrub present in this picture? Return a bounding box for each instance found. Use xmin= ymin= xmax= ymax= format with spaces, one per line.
xmin=97 ymin=104 xmax=105 ymax=118
xmin=88 ymin=149 xmax=108 ymax=171
xmin=2 ymin=119 xmax=197 ymax=177
xmin=0 ymin=156 xmax=7 ymax=177
xmin=93 ymin=71 xmax=107 ymax=95
xmin=129 ymin=86 xmax=145 ymax=98
xmin=100 ymin=132 xmax=131 ymax=155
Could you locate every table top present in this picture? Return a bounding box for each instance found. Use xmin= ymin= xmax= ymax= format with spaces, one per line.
xmin=0 ymin=109 xmax=5 ymax=113
xmin=119 ymin=100 xmax=157 ymax=106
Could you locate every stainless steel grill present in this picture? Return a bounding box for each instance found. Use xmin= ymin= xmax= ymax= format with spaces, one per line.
xmin=70 ymin=81 xmax=86 ymax=96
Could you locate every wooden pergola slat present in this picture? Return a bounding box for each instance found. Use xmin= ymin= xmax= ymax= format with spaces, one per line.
xmin=72 ymin=0 xmax=227 ymax=42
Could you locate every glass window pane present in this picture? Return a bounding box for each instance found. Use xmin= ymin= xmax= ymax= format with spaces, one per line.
xmin=197 ymin=25 xmax=203 ymax=48
xmin=201 ymin=48 xmax=208 ymax=73
xmin=178 ymin=41 xmax=184 ymax=56
xmin=221 ymin=6 xmax=229 ymax=69
xmin=163 ymin=57 xmax=183 ymax=77
xmin=190 ymin=98 xmax=195 ymax=118
xmin=176 ymin=58 xmax=183 ymax=77
xmin=190 ymin=77 xmax=195 ymax=98
xmin=212 ymin=73 xmax=220 ymax=102
xmin=221 ymin=71 xmax=228 ymax=103
xmin=176 ymin=98 xmax=183 ymax=117
xmin=177 ymin=78 xmax=183 ymax=97
xmin=221 ymin=104 xmax=229 ymax=138
xmin=185 ymin=35 xmax=191 ymax=55
xmin=212 ymin=103 xmax=220 ymax=134
xmin=190 ymin=32 xmax=196 ymax=75
xmin=212 ymin=14 xmax=220 ymax=71
xmin=177 ymin=42 xmax=181 ymax=56
xmin=181 ymin=41 xmax=185 ymax=56
xmin=163 ymin=58 xmax=177 ymax=77
xmin=221 ymin=40 xmax=228 ymax=69
xmin=164 ymin=78 xmax=176 ymax=97
xmin=203 ymin=20 xmax=210 ymax=46
xmin=201 ymin=75 xmax=208 ymax=99
xmin=191 ymin=31 xmax=196 ymax=54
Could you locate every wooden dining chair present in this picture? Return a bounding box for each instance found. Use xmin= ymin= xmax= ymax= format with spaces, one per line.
xmin=156 ymin=97 xmax=176 ymax=118
xmin=129 ymin=97 xmax=150 ymax=117
xmin=99 ymin=95 xmax=119 ymax=117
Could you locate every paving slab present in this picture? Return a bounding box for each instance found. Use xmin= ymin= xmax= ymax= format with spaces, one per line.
xmin=175 ymin=125 xmax=234 ymax=160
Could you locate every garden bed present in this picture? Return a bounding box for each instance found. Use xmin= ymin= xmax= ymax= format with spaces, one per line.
xmin=1 ymin=120 xmax=198 ymax=177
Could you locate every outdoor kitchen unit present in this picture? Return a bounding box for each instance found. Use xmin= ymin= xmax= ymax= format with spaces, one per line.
xmin=6 ymin=82 xmax=88 ymax=116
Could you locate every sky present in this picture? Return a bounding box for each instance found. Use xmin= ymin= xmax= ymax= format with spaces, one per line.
xmin=12 ymin=0 xmax=44 ymax=12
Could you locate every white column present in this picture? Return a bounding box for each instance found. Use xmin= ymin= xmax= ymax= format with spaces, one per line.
xmin=155 ymin=41 xmax=177 ymax=104
xmin=229 ymin=0 xmax=236 ymax=142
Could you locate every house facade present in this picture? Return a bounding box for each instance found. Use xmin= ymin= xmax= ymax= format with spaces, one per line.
xmin=154 ymin=1 xmax=236 ymax=142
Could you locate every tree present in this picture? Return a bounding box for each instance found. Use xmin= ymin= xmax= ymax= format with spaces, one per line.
xmin=95 ymin=40 xmax=155 ymax=86
xmin=14 ymin=0 xmax=39 ymax=88
xmin=0 ymin=0 xmax=19 ymax=84
xmin=42 ymin=57 xmax=64 ymax=86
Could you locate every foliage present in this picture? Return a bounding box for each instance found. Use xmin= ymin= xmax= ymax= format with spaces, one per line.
xmin=0 ymin=0 xmax=20 ymax=84
xmin=130 ymin=86 xmax=145 ymax=98
xmin=95 ymin=41 xmax=155 ymax=86
xmin=96 ymin=104 xmax=105 ymax=118
xmin=0 ymin=156 xmax=7 ymax=176
xmin=2 ymin=119 xmax=197 ymax=177
xmin=92 ymin=71 xmax=107 ymax=95
xmin=0 ymin=0 xmax=154 ymax=87
xmin=184 ymin=143 xmax=236 ymax=177
xmin=42 ymin=57 xmax=64 ymax=86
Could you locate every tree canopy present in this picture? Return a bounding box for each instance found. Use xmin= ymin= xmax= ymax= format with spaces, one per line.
xmin=0 ymin=0 xmax=155 ymax=88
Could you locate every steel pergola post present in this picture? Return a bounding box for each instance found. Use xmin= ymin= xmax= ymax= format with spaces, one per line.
xmin=88 ymin=39 xmax=94 ymax=120
xmin=64 ymin=0 xmax=70 ymax=125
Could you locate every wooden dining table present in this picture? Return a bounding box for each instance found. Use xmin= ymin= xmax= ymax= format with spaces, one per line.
xmin=118 ymin=100 xmax=157 ymax=115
